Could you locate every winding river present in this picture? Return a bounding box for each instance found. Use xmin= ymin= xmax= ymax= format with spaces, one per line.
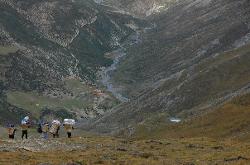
xmin=100 ymin=32 xmax=141 ymax=102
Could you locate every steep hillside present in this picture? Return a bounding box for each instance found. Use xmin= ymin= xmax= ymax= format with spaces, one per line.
xmin=89 ymin=0 xmax=250 ymax=134
xmin=1 ymin=0 xmax=250 ymax=140
xmin=0 ymin=0 xmax=146 ymax=123
xmin=1 ymin=1 xmax=250 ymax=164
xmin=134 ymin=93 xmax=250 ymax=141
xmin=100 ymin=0 xmax=178 ymax=17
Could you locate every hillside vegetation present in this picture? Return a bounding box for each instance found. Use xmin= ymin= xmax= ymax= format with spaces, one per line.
xmin=134 ymin=93 xmax=250 ymax=141
xmin=1 ymin=0 xmax=250 ymax=164
xmin=90 ymin=0 xmax=250 ymax=134
xmin=0 ymin=0 xmax=146 ymax=123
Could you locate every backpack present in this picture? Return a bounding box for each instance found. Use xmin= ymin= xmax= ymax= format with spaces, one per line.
xmin=37 ymin=123 xmax=42 ymax=133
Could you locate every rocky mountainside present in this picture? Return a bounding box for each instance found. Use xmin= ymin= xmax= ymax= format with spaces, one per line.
xmin=1 ymin=0 xmax=250 ymax=140
xmin=99 ymin=0 xmax=178 ymax=17
xmin=0 ymin=0 xmax=147 ymax=123
xmin=2 ymin=0 xmax=250 ymax=164
xmin=89 ymin=0 xmax=250 ymax=134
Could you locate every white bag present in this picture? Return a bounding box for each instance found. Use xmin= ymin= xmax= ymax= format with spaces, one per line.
xmin=63 ymin=119 xmax=76 ymax=125
xmin=52 ymin=120 xmax=61 ymax=125
xmin=21 ymin=116 xmax=29 ymax=124
xmin=21 ymin=120 xmax=27 ymax=125
xmin=49 ymin=124 xmax=59 ymax=134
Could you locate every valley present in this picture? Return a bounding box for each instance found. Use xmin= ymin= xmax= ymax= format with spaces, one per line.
xmin=0 ymin=0 xmax=147 ymax=123
xmin=0 ymin=0 xmax=250 ymax=164
xmin=90 ymin=0 xmax=250 ymax=135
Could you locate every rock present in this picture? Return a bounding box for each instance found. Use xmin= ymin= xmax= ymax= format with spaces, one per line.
xmin=224 ymin=156 xmax=249 ymax=162
xmin=137 ymin=152 xmax=154 ymax=159
xmin=65 ymin=163 xmax=83 ymax=165
xmin=211 ymin=146 xmax=224 ymax=150
xmin=186 ymin=144 xmax=204 ymax=149
xmin=145 ymin=140 xmax=164 ymax=145
xmin=116 ymin=147 xmax=128 ymax=152
xmin=93 ymin=160 xmax=104 ymax=164
xmin=140 ymin=152 xmax=153 ymax=159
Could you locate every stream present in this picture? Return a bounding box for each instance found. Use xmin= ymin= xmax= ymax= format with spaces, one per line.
xmin=100 ymin=32 xmax=141 ymax=102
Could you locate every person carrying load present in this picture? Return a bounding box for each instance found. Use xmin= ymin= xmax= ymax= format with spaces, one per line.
xmin=21 ymin=116 xmax=30 ymax=139
xmin=50 ymin=120 xmax=61 ymax=138
xmin=63 ymin=119 xmax=75 ymax=138
xmin=42 ymin=121 xmax=49 ymax=140
xmin=37 ymin=120 xmax=43 ymax=134
xmin=7 ymin=124 xmax=16 ymax=139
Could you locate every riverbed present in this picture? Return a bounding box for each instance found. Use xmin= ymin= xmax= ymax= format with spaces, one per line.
xmin=99 ymin=32 xmax=141 ymax=102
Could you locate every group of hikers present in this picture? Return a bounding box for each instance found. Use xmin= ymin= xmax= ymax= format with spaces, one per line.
xmin=7 ymin=116 xmax=76 ymax=140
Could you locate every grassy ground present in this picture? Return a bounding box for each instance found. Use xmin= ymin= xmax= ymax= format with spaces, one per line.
xmin=134 ymin=93 xmax=250 ymax=142
xmin=6 ymin=90 xmax=91 ymax=117
xmin=0 ymin=46 xmax=19 ymax=56
xmin=0 ymin=136 xmax=250 ymax=165
xmin=1 ymin=94 xmax=250 ymax=164
xmin=6 ymin=79 xmax=118 ymax=118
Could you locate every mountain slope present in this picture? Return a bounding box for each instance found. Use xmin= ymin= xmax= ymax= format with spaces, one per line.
xmin=0 ymin=0 xmax=146 ymax=123
xmin=89 ymin=0 xmax=250 ymax=134
xmin=134 ymin=92 xmax=250 ymax=141
xmin=100 ymin=0 xmax=178 ymax=17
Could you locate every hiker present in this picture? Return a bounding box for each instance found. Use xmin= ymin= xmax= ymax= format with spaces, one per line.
xmin=63 ymin=119 xmax=75 ymax=138
xmin=42 ymin=122 xmax=49 ymax=140
xmin=37 ymin=121 xmax=43 ymax=134
xmin=7 ymin=124 xmax=16 ymax=139
xmin=55 ymin=125 xmax=60 ymax=138
xmin=21 ymin=116 xmax=30 ymax=139
xmin=49 ymin=120 xmax=61 ymax=138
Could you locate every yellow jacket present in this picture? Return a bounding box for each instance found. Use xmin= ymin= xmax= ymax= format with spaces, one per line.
xmin=20 ymin=124 xmax=29 ymax=130
xmin=42 ymin=124 xmax=49 ymax=133
xmin=64 ymin=124 xmax=73 ymax=133
xmin=7 ymin=127 xmax=16 ymax=135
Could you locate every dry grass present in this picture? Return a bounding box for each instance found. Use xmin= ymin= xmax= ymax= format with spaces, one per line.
xmin=0 ymin=46 xmax=19 ymax=56
xmin=134 ymin=93 xmax=250 ymax=142
xmin=2 ymin=89 xmax=250 ymax=165
xmin=0 ymin=136 xmax=250 ymax=165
